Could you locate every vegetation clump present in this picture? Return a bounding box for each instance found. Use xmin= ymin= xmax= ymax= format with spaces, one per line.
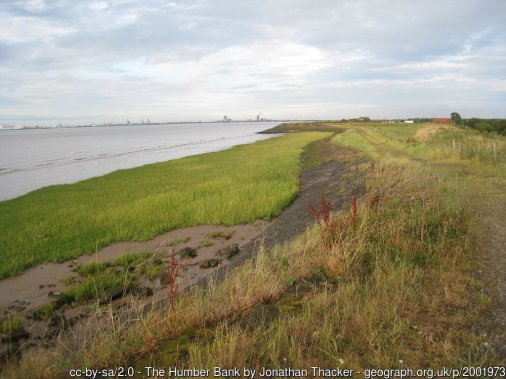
xmin=32 ymin=304 xmax=56 ymax=320
xmin=178 ymin=247 xmax=198 ymax=259
xmin=59 ymin=252 xmax=162 ymax=303
xmin=0 ymin=317 xmax=26 ymax=343
xmin=65 ymin=270 xmax=134 ymax=302
xmin=198 ymin=239 xmax=214 ymax=248
xmin=167 ymin=237 xmax=191 ymax=246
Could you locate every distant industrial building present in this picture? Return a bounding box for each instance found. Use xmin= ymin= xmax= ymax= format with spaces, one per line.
xmin=223 ymin=115 xmax=232 ymax=122
xmin=357 ymin=116 xmax=370 ymax=122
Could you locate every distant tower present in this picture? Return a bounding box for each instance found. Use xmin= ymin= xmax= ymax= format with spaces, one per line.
xmin=224 ymin=115 xmax=229 ymax=122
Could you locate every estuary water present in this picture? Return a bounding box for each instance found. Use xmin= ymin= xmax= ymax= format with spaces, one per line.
xmin=0 ymin=122 xmax=280 ymax=201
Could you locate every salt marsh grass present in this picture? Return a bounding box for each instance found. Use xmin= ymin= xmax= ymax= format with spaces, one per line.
xmin=0 ymin=132 xmax=328 ymax=279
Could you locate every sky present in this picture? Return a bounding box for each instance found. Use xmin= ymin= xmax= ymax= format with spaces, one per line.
xmin=0 ymin=0 xmax=505 ymax=125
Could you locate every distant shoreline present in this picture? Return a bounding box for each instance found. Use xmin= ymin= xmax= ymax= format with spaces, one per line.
xmin=0 ymin=120 xmax=295 ymax=131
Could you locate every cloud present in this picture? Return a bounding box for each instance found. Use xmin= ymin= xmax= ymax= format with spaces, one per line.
xmin=90 ymin=2 xmax=110 ymax=12
xmin=0 ymin=0 xmax=505 ymax=124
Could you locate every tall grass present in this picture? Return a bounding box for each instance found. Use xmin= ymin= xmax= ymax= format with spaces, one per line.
xmin=428 ymin=128 xmax=506 ymax=163
xmin=184 ymin=162 xmax=487 ymax=369
xmin=0 ymin=132 xmax=328 ymax=279
xmin=3 ymin=152 xmax=490 ymax=378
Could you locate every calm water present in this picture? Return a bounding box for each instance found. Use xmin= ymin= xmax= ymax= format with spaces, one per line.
xmin=0 ymin=122 xmax=280 ymax=201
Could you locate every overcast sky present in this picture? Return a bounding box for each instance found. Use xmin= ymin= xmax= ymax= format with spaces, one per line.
xmin=0 ymin=0 xmax=505 ymax=125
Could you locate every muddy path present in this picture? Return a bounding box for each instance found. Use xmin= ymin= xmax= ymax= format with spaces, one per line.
xmin=247 ymin=138 xmax=366 ymax=251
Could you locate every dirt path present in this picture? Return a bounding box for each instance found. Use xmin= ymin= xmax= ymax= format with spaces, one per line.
xmin=474 ymin=186 xmax=506 ymax=362
xmin=250 ymin=140 xmax=366 ymax=252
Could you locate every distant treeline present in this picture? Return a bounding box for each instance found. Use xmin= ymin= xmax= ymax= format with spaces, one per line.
xmin=464 ymin=118 xmax=506 ymax=136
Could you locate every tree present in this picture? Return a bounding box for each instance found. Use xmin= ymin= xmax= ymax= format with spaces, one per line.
xmin=450 ymin=112 xmax=463 ymax=125
xmin=476 ymin=121 xmax=493 ymax=133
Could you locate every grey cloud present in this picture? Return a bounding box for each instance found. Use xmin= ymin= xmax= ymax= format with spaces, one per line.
xmin=0 ymin=0 xmax=505 ymax=124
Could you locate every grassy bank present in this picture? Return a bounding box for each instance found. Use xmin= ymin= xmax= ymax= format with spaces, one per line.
xmin=0 ymin=132 xmax=329 ymax=279
xmin=4 ymin=123 xmax=503 ymax=377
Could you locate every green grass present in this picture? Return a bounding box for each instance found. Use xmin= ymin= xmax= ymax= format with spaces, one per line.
xmin=0 ymin=132 xmax=328 ymax=279
xmin=333 ymin=124 xmax=433 ymax=162
xmin=33 ymin=303 xmax=56 ymax=320
xmin=140 ymin=261 xmax=164 ymax=279
xmin=198 ymin=239 xmax=214 ymax=248
xmin=167 ymin=237 xmax=191 ymax=246
xmin=428 ymin=127 xmax=506 ymax=164
xmin=75 ymin=257 xmax=143 ymax=277
xmin=75 ymin=262 xmax=110 ymax=276
xmin=373 ymin=122 xmax=420 ymax=140
xmin=65 ymin=269 xmax=134 ymax=302
xmin=64 ymin=252 xmax=164 ymax=303
xmin=0 ymin=317 xmax=23 ymax=335
xmin=113 ymin=251 xmax=152 ymax=267
xmin=75 ymin=252 xmax=161 ymax=282
xmin=332 ymin=128 xmax=382 ymax=159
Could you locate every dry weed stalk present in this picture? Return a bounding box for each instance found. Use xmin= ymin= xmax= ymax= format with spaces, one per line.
xmin=308 ymin=195 xmax=332 ymax=225
xmin=309 ymin=196 xmax=340 ymax=248
xmin=350 ymin=196 xmax=357 ymax=230
xmin=167 ymin=255 xmax=178 ymax=310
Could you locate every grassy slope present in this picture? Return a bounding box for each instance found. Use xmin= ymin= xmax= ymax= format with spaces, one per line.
xmin=4 ymin=123 xmax=506 ymax=377
xmin=172 ymin=124 xmax=501 ymax=369
xmin=0 ymin=132 xmax=329 ymax=279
